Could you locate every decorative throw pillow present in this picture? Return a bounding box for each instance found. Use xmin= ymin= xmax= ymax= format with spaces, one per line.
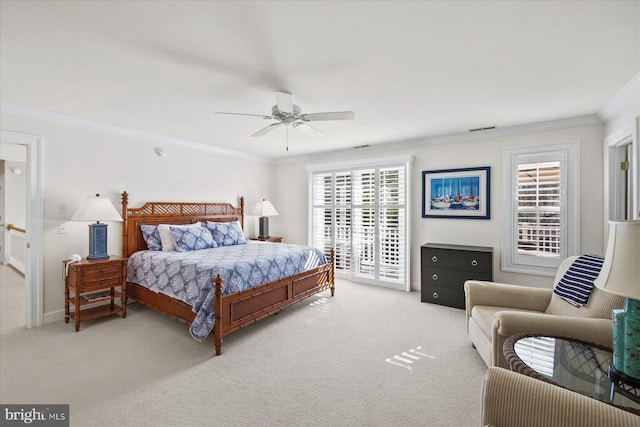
xmin=169 ymin=226 xmax=216 ymax=252
xmin=207 ymin=221 xmax=247 ymax=247
xmin=140 ymin=224 xmax=162 ymax=251
xmin=158 ymin=222 xmax=202 ymax=251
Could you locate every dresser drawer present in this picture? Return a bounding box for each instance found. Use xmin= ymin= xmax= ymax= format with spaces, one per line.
xmin=422 ymin=267 xmax=492 ymax=286
xmin=420 ymin=284 xmax=465 ymax=309
xmin=422 ymin=247 xmax=492 ymax=274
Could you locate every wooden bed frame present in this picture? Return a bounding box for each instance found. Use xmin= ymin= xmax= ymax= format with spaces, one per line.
xmin=121 ymin=191 xmax=335 ymax=355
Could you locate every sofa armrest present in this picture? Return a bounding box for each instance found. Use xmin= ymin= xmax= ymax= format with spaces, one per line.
xmin=491 ymin=312 xmax=613 ymax=368
xmin=464 ymin=280 xmax=553 ymax=322
xmin=481 ymin=367 xmax=640 ymax=427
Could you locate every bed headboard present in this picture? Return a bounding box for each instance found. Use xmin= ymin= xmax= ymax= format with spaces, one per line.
xmin=121 ymin=191 xmax=244 ymax=258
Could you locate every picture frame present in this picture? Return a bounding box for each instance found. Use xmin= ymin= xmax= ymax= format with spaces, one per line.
xmin=422 ymin=166 xmax=490 ymax=219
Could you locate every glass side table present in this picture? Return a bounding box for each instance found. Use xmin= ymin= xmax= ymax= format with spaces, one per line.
xmin=504 ymin=334 xmax=640 ymax=415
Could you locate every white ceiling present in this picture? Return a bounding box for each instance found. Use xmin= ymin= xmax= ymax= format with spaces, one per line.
xmin=1 ymin=1 xmax=638 ymax=160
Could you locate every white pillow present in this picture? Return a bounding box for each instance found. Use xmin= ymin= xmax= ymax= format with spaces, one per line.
xmin=158 ymin=222 xmax=202 ymax=251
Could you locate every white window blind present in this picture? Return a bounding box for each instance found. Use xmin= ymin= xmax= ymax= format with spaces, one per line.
xmin=310 ymin=160 xmax=409 ymax=291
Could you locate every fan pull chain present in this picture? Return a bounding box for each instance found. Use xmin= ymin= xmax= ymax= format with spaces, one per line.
xmin=286 ymin=126 xmax=289 ymax=152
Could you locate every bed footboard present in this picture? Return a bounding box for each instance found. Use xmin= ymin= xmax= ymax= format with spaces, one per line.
xmin=214 ymin=249 xmax=335 ymax=355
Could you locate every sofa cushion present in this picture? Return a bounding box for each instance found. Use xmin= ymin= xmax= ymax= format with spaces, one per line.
xmin=472 ymin=305 xmax=543 ymax=338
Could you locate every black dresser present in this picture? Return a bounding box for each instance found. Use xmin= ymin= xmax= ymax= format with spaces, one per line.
xmin=421 ymin=243 xmax=493 ymax=309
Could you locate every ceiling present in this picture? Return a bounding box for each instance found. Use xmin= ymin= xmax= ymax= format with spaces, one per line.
xmin=1 ymin=1 xmax=638 ymax=161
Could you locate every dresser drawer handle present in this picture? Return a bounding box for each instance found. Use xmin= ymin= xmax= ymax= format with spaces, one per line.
xmin=432 ymin=274 xmax=438 ymax=281
xmin=431 ymin=256 xmax=438 ymax=263
xmin=471 ymin=260 xmax=478 ymax=267
xmin=432 ymin=292 xmax=439 ymax=299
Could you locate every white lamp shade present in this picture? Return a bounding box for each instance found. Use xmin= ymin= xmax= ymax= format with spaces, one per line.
xmin=251 ymin=199 xmax=279 ymax=217
xmin=594 ymin=220 xmax=640 ymax=299
xmin=71 ymin=195 xmax=123 ymax=222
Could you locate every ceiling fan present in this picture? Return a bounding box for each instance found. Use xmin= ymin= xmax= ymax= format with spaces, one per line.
xmin=215 ymin=91 xmax=355 ymax=138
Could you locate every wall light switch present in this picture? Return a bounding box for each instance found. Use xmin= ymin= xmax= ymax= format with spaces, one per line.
xmin=58 ymin=224 xmax=67 ymax=234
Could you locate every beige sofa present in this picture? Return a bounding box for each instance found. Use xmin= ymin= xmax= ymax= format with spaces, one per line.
xmin=481 ymin=367 xmax=640 ymax=427
xmin=465 ymin=256 xmax=624 ymax=368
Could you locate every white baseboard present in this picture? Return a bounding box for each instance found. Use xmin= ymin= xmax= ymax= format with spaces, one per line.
xmin=44 ymin=309 xmax=65 ymax=325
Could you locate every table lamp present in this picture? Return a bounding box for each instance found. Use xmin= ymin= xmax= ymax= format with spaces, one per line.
xmin=251 ymin=199 xmax=279 ymax=239
xmin=594 ymin=220 xmax=640 ymax=381
xmin=71 ymin=194 xmax=123 ymax=260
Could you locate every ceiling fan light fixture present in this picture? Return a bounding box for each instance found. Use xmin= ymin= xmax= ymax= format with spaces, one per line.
xmin=217 ymin=90 xmax=355 ymax=140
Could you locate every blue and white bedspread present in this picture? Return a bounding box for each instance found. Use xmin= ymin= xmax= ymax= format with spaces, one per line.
xmin=126 ymin=241 xmax=327 ymax=341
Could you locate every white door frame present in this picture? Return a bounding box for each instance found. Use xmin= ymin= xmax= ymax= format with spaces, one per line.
xmin=0 ymin=129 xmax=43 ymax=328
xmin=604 ymin=117 xmax=639 ymax=224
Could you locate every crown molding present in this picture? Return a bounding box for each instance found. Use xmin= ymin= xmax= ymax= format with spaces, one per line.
xmin=276 ymin=114 xmax=603 ymax=165
xmin=1 ymin=102 xmax=605 ymax=166
xmin=598 ymin=73 xmax=640 ymax=123
xmin=0 ymin=102 xmax=274 ymax=164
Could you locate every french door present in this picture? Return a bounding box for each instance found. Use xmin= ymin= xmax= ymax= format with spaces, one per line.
xmin=310 ymin=161 xmax=409 ymax=291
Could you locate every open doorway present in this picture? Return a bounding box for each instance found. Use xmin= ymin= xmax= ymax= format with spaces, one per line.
xmin=0 ymin=129 xmax=43 ymax=329
xmin=0 ymin=146 xmax=27 ymax=332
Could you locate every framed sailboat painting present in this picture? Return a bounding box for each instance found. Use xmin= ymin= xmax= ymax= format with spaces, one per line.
xmin=422 ymin=166 xmax=490 ymax=219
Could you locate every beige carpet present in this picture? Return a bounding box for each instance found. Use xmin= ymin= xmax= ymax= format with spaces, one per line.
xmin=0 ymin=268 xmax=487 ymax=426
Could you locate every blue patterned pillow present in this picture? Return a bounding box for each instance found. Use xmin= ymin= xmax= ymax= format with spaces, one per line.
xmin=206 ymin=221 xmax=246 ymax=247
xmin=169 ymin=226 xmax=217 ymax=252
xmin=140 ymin=225 xmax=162 ymax=251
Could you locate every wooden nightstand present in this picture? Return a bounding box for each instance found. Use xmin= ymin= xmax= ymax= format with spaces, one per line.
xmin=250 ymin=236 xmax=282 ymax=243
xmin=64 ymin=256 xmax=127 ymax=331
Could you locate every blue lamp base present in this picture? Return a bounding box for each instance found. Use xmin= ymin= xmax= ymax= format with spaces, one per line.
xmin=258 ymin=217 xmax=270 ymax=239
xmin=87 ymin=222 xmax=109 ymax=260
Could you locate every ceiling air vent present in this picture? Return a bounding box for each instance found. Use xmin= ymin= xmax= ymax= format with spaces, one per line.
xmin=469 ymin=126 xmax=496 ymax=132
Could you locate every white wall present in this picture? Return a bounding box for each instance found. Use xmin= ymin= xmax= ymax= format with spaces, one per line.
xmin=274 ymin=123 xmax=606 ymax=291
xmin=1 ymin=112 xmax=275 ymax=323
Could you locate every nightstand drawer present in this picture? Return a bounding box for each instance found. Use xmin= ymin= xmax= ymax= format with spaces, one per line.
xmin=82 ymin=264 xmax=121 ymax=279
xmin=82 ymin=276 xmax=122 ymax=292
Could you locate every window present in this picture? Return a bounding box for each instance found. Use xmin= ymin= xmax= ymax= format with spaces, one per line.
xmin=309 ymin=156 xmax=411 ymax=291
xmin=502 ymin=143 xmax=579 ymax=276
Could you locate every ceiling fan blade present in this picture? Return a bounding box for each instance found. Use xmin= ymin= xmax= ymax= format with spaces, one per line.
xmin=251 ymin=123 xmax=280 ymax=137
xmin=274 ymin=91 xmax=293 ymax=113
xmin=215 ymin=112 xmax=272 ymax=119
xmin=293 ymin=122 xmax=326 ymax=137
xmin=301 ymin=111 xmax=355 ymax=121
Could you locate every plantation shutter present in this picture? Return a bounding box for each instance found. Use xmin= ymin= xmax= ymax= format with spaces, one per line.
xmin=352 ymin=169 xmax=376 ymax=279
xmin=334 ymin=172 xmax=352 ymax=271
xmin=309 ymin=160 xmax=409 ymax=290
xmin=312 ymin=173 xmax=333 ymax=256
xmin=516 ymin=161 xmax=561 ymax=257
xmin=378 ymin=167 xmax=405 ymax=282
